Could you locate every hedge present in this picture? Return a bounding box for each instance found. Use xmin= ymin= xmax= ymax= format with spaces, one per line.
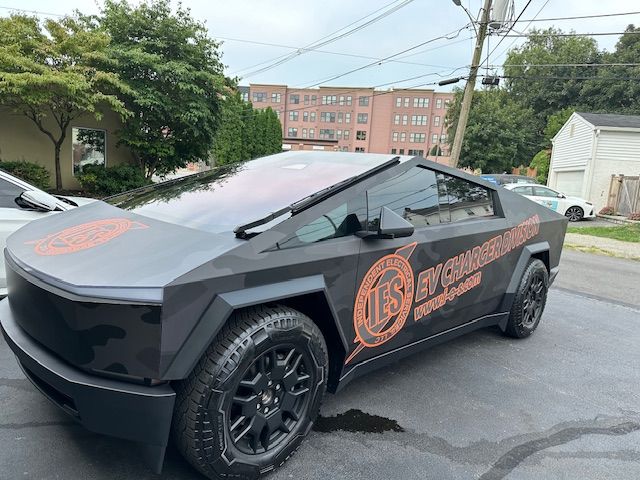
xmin=0 ymin=161 xmax=50 ymax=190
xmin=76 ymin=163 xmax=149 ymax=197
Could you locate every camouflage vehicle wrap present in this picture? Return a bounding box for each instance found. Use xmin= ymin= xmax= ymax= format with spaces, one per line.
xmin=0 ymin=152 xmax=567 ymax=478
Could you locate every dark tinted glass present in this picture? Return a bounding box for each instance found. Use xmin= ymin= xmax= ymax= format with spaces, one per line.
xmin=513 ymin=186 xmax=534 ymax=195
xmin=0 ymin=178 xmax=24 ymax=208
xmin=107 ymin=153 xmax=396 ymax=233
xmin=367 ymin=166 xmax=441 ymax=228
xmin=438 ymin=174 xmax=494 ymax=222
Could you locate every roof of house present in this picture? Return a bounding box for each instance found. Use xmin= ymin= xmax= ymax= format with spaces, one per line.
xmin=577 ymin=112 xmax=640 ymax=129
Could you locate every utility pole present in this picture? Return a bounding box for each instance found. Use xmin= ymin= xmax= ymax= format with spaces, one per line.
xmin=449 ymin=0 xmax=493 ymax=168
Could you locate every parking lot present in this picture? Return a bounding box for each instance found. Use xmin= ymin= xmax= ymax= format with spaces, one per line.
xmin=1 ymin=249 xmax=639 ymax=480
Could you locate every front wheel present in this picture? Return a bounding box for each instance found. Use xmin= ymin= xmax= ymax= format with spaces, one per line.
xmin=565 ymin=206 xmax=584 ymax=222
xmin=172 ymin=305 xmax=328 ymax=480
xmin=503 ymin=259 xmax=549 ymax=338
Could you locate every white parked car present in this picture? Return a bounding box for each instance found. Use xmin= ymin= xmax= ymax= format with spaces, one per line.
xmin=504 ymin=183 xmax=595 ymax=222
xmin=0 ymin=170 xmax=94 ymax=295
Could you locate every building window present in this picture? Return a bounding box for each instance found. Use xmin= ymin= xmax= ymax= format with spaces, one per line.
xmin=72 ymin=127 xmax=106 ymax=175
xmin=319 ymin=128 xmax=335 ymax=140
xmin=303 ymin=111 xmax=309 ymax=122
xmin=399 ymin=149 xmax=405 ymax=154
xmin=290 ymin=94 xmax=300 ymax=104
xmin=289 ymin=111 xmax=299 ymax=121
xmin=252 ymin=92 xmax=266 ymax=102
xmin=309 ymin=128 xmax=315 ymax=139
xmin=304 ymin=95 xmax=310 ymax=105
xmin=391 ymin=148 xmax=397 ymax=154
xmin=343 ymin=129 xmax=350 ymax=140
xmin=392 ymin=132 xmax=399 ymax=142
xmin=311 ymin=95 xmax=317 ymax=105
xmin=440 ymin=134 xmax=448 ymax=142
xmin=403 ymin=97 xmax=410 ymax=107
xmin=358 ymin=96 xmax=369 ymax=106
xmin=288 ymin=127 xmax=298 ymax=137
xmin=400 ymin=132 xmax=406 ymax=142
xmin=409 ymin=133 xmax=426 ymax=143
xmin=413 ymin=97 xmax=428 ymax=108
xmin=402 ymin=114 xmax=408 ymax=126
xmin=432 ymin=133 xmax=439 ymax=143
xmin=411 ymin=115 xmax=428 ymax=126
xmin=336 ymin=129 xmax=342 ymax=140
xmin=444 ymin=99 xmax=451 ymax=108
xmin=339 ymin=96 xmax=345 ymax=106
xmin=321 ymin=112 xmax=336 ymax=123
xmin=310 ymin=112 xmax=317 ymax=122
xmin=395 ymin=97 xmax=402 ymax=107
xmin=322 ymin=95 xmax=337 ymax=105
xmin=240 ymin=91 xmax=249 ymax=102
xmin=346 ymin=95 xmax=352 ymax=106
xmin=394 ymin=114 xmax=401 ymax=125
xmin=302 ymin=128 xmax=308 ymax=138
xmin=407 ymin=149 xmax=424 ymax=156
xmin=271 ymin=93 xmax=281 ymax=103
xmin=356 ymin=130 xmax=367 ymax=140
xmin=345 ymin=113 xmax=351 ymax=123
xmin=355 ymin=147 xmax=365 ymax=152
xmin=275 ymin=110 xmax=281 ymax=119
xmin=337 ymin=112 xmax=343 ymax=123
xmin=436 ymin=98 xmax=442 ymax=109
xmin=357 ymin=113 xmax=368 ymax=124
xmin=434 ymin=116 xmax=441 ymax=127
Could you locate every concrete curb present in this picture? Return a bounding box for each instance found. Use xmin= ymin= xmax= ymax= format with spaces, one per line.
xmin=564 ymin=232 xmax=640 ymax=261
xmin=597 ymin=214 xmax=640 ymax=225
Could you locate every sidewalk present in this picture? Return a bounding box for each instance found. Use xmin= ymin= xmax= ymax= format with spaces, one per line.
xmin=564 ymin=232 xmax=640 ymax=260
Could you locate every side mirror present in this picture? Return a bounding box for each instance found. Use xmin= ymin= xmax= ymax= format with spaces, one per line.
xmin=19 ymin=190 xmax=58 ymax=212
xmin=557 ymin=193 xmax=566 ymax=199
xmin=357 ymin=206 xmax=414 ymax=239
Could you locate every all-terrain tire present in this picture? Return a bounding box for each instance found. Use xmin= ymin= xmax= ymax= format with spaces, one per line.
xmin=172 ymin=304 xmax=328 ymax=480
xmin=503 ymin=259 xmax=549 ymax=338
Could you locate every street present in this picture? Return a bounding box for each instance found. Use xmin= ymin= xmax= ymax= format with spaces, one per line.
xmin=1 ymin=249 xmax=639 ymax=480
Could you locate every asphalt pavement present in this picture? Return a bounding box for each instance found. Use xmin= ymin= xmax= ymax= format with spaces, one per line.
xmin=1 ymin=249 xmax=639 ymax=480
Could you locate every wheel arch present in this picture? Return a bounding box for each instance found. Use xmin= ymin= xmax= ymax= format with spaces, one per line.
xmin=161 ymin=275 xmax=347 ymax=391
xmin=497 ymin=242 xmax=550 ymax=330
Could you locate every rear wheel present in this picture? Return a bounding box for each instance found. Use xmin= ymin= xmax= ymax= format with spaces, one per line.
xmin=503 ymin=259 xmax=548 ymax=338
xmin=172 ymin=305 xmax=328 ymax=480
xmin=565 ymin=206 xmax=584 ymax=222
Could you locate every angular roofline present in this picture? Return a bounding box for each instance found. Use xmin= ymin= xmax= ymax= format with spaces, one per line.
xmin=575 ymin=112 xmax=640 ymax=132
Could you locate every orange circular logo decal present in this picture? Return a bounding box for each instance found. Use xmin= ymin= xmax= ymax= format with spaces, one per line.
xmin=346 ymin=243 xmax=416 ymax=364
xmin=28 ymin=218 xmax=148 ymax=256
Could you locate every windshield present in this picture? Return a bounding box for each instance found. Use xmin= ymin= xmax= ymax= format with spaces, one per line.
xmin=106 ymin=152 xmax=399 ymax=234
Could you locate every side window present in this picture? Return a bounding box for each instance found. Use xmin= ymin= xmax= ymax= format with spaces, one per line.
xmin=513 ymin=186 xmax=534 ymax=195
xmin=534 ymin=186 xmax=558 ymax=198
xmin=272 ymin=196 xmax=366 ymax=250
xmin=367 ymin=166 xmax=442 ymax=228
xmin=0 ymin=178 xmax=25 ymax=208
xmin=438 ymin=174 xmax=495 ymax=222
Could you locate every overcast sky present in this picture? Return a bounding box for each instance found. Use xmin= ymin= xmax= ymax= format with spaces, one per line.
xmin=2 ymin=0 xmax=639 ymax=91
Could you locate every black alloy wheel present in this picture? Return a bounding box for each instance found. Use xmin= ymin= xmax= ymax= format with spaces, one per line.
xmin=565 ymin=206 xmax=584 ymax=222
xmin=503 ymin=258 xmax=549 ymax=338
xmin=228 ymin=345 xmax=315 ymax=455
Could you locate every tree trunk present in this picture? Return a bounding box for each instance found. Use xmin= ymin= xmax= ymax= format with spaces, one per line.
xmin=54 ymin=142 xmax=63 ymax=190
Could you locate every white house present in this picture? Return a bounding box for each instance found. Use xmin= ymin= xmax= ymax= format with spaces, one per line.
xmin=548 ymin=112 xmax=640 ymax=213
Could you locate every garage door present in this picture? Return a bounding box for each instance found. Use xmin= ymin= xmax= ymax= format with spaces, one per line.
xmin=555 ymin=170 xmax=584 ymax=197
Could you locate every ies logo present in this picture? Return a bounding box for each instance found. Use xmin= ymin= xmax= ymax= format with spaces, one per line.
xmin=345 ymin=242 xmax=416 ymax=365
xmin=27 ymin=218 xmax=148 ymax=256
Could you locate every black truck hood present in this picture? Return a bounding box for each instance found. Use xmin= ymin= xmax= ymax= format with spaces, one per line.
xmin=6 ymin=201 xmax=242 ymax=303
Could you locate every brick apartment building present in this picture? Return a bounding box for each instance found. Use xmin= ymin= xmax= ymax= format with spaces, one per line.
xmin=239 ymin=84 xmax=454 ymax=165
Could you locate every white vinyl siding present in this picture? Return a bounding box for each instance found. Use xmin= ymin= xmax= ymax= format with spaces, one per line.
xmin=549 ymin=115 xmax=593 ymax=170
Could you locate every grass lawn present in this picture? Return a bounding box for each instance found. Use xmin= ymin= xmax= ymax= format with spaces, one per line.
xmin=567 ymin=223 xmax=640 ymax=243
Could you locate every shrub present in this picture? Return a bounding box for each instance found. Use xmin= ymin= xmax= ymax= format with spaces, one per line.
xmin=529 ymin=150 xmax=550 ymax=184
xmin=598 ymin=206 xmax=615 ymax=216
xmin=627 ymin=212 xmax=640 ymax=221
xmin=0 ymin=161 xmax=50 ymax=190
xmin=76 ymin=163 xmax=149 ymax=197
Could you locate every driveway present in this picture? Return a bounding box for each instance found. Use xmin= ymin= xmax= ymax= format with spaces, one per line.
xmin=1 ymin=250 xmax=639 ymax=480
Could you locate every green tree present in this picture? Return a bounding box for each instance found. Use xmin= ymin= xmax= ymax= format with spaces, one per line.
xmin=504 ymin=28 xmax=599 ymax=128
xmin=0 ymin=14 xmax=129 ymax=189
xmin=98 ymin=0 xmax=227 ymax=179
xmin=581 ymin=25 xmax=640 ymax=114
xmin=544 ymin=107 xmax=575 ymax=144
xmin=212 ymin=92 xmax=245 ymax=165
xmin=240 ymin=101 xmax=257 ymax=160
xmin=530 ymin=149 xmax=551 ymax=184
xmin=262 ymin=107 xmax=283 ymax=155
xmin=447 ymin=89 xmax=539 ymax=173
xmin=429 ymin=145 xmax=442 ymax=156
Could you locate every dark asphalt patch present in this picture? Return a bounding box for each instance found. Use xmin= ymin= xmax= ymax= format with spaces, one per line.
xmin=314 ymin=409 xmax=404 ymax=434
xmin=478 ymin=422 xmax=640 ymax=480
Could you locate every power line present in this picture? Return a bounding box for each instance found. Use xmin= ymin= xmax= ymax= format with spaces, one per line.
xmin=493 ymin=63 xmax=640 ymax=68
xmin=215 ymin=35 xmax=453 ymax=70
xmin=0 ymin=5 xmax=64 ymax=16
xmin=494 ymin=74 xmax=640 ymax=81
xmin=298 ymin=24 xmax=472 ymax=88
xmin=491 ymin=0 xmax=551 ymax=61
xmin=482 ymin=0 xmax=535 ymax=67
xmin=236 ymin=0 xmax=416 ymax=78
xmin=503 ymin=31 xmax=640 ymax=37
xmin=518 ymin=10 xmax=640 ymax=23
